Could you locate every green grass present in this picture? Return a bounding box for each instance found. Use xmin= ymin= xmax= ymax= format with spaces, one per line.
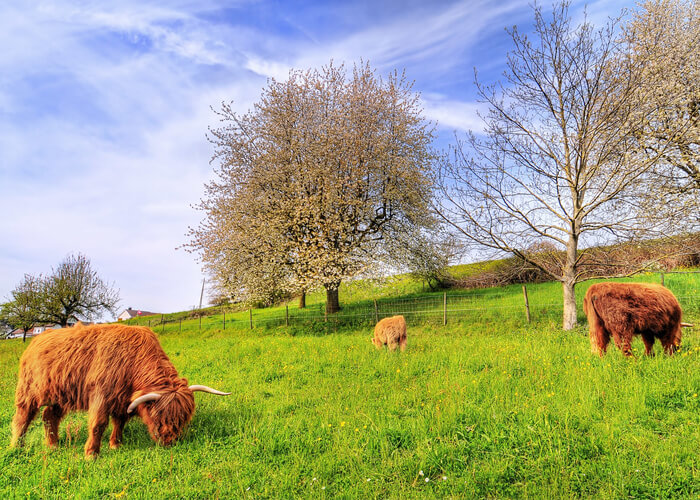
xmin=1 ymin=273 xmax=699 ymax=498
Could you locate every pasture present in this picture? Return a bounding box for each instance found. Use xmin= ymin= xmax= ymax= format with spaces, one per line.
xmin=1 ymin=276 xmax=700 ymax=498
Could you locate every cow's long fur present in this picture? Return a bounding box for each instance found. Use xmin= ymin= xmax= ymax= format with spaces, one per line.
xmin=11 ymin=323 xmax=197 ymax=457
xmin=583 ymin=282 xmax=683 ymax=357
xmin=372 ymin=315 xmax=407 ymax=351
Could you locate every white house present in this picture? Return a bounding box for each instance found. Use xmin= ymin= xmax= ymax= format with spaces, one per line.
xmin=118 ymin=308 xmax=158 ymax=321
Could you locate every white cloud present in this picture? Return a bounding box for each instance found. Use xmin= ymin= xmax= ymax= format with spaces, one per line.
xmin=421 ymin=95 xmax=485 ymax=133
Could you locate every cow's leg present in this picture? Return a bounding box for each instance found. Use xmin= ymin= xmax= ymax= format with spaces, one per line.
xmin=10 ymin=401 xmax=39 ymax=447
xmin=641 ymin=333 xmax=656 ymax=356
xmin=660 ymin=335 xmax=678 ymax=355
xmin=109 ymin=416 xmax=126 ymax=449
xmin=660 ymin=324 xmax=682 ymax=355
xmin=84 ymin=396 xmax=109 ymax=458
xmin=399 ymin=334 xmax=407 ymax=352
xmin=387 ymin=339 xmax=399 ymax=351
xmin=42 ymin=404 xmax=65 ymax=447
xmin=620 ymin=332 xmax=634 ymax=357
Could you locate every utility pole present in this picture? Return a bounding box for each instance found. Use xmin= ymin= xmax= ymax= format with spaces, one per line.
xmin=198 ymin=278 xmax=205 ymax=310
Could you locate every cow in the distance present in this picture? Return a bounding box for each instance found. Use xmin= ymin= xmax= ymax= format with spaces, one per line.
xmin=11 ymin=323 xmax=230 ymax=458
xmin=583 ymin=282 xmax=688 ymax=357
xmin=372 ymin=315 xmax=407 ymax=351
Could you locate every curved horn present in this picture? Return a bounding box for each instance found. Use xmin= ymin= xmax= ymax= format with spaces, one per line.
xmin=681 ymin=322 xmax=694 ymax=328
xmin=127 ymin=392 xmax=162 ymax=413
xmin=188 ymin=385 xmax=231 ymax=396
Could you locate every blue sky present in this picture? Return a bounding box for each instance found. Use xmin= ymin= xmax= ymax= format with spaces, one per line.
xmin=0 ymin=0 xmax=630 ymax=316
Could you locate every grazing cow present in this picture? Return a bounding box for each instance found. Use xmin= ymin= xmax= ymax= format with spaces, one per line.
xmin=372 ymin=315 xmax=407 ymax=351
xmin=583 ymin=282 xmax=686 ymax=357
xmin=11 ymin=323 xmax=230 ymax=457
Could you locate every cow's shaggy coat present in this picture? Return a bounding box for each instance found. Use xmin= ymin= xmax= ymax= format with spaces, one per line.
xmin=372 ymin=315 xmax=407 ymax=351
xmin=583 ymin=282 xmax=683 ymax=357
xmin=11 ymin=323 xmax=228 ymax=457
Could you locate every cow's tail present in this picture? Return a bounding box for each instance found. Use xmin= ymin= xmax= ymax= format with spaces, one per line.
xmin=585 ymin=293 xmax=606 ymax=356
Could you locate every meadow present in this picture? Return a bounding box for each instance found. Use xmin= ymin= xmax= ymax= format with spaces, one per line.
xmin=1 ymin=274 xmax=699 ymax=498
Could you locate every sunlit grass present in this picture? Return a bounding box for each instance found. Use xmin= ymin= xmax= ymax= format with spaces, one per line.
xmin=1 ymin=271 xmax=699 ymax=498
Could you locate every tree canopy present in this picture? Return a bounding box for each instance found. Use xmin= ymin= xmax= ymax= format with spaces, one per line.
xmin=188 ymin=62 xmax=437 ymax=312
xmin=2 ymin=253 xmax=120 ymax=336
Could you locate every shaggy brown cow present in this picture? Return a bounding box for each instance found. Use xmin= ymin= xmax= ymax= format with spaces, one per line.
xmin=10 ymin=323 xmax=229 ymax=457
xmin=583 ymin=282 xmax=685 ymax=357
xmin=372 ymin=315 xmax=407 ymax=351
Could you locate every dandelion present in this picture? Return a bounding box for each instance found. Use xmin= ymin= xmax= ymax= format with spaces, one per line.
xmin=340 ymin=421 xmax=346 ymax=427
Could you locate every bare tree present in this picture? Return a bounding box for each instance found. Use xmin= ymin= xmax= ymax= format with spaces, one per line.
xmin=436 ymin=2 xmax=692 ymax=330
xmin=40 ymin=253 xmax=120 ymax=326
xmin=1 ymin=274 xmax=43 ymax=342
xmin=187 ymin=62 xmax=436 ymax=313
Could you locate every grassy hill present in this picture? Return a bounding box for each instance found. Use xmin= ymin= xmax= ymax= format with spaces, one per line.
xmin=1 ymin=273 xmax=699 ymax=498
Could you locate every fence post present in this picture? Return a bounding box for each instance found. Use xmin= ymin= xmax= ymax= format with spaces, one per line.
xmin=374 ymin=299 xmax=379 ymax=324
xmin=148 ymin=319 xmax=151 ymax=328
xmin=223 ymin=311 xmax=226 ymax=330
xmin=249 ymin=309 xmax=253 ymax=329
xmin=443 ymin=292 xmax=447 ymax=326
xmin=199 ymin=315 xmax=202 ymax=331
xmin=161 ymin=317 xmax=165 ymax=333
xmin=285 ymin=305 xmax=289 ymax=327
xmin=522 ymin=285 xmax=531 ymax=323
xmin=661 ymin=273 xmax=665 ymax=286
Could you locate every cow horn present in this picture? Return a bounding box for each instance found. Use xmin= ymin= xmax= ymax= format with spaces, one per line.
xmin=681 ymin=322 xmax=694 ymax=328
xmin=188 ymin=385 xmax=231 ymax=396
xmin=127 ymin=392 xmax=162 ymax=413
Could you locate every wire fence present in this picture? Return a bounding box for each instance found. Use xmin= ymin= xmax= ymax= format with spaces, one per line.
xmin=124 ymin=271 xmax=700 ymax=333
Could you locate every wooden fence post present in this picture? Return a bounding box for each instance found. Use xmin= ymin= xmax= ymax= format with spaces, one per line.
xmin=443 ymin=292 xmax=447 ymax=326
xmin=661 ymin=273 xmax=665 ymax=286
xmin=223 ymin=311 xmax=226 ymax=330
xmin=285 ymin=305 xmax=289 ymax=327
xmin=374 ymin=299 xmax=379 ymax=324
xmin=249 ymin=309 xmax=253 ymax=329
xmin=522 ymin=285 xmax=531 ymax=323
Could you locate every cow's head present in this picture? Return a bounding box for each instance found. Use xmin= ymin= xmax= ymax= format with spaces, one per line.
xmin=128 ymin=383 xmax=230 ymax=445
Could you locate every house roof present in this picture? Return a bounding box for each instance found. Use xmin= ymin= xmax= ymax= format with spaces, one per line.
xmin=120 ymin=308 xmax=159 ymax=318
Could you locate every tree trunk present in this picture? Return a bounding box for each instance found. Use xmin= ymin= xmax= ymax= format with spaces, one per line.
xmin=562 ymin=229 xmax=579 ymax=331
xmin=298 ymin=291 xmax=306 ymax=309
xmin=325 ymin=284 xmax=340 ymax=314
xmin=562 ymin=278 xmax=577 ymax=331
xmin=22 ymin=331 xmax=27 ymax=342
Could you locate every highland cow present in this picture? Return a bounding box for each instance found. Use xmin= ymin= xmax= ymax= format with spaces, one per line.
xmin=11 ymin=323 xmax=229 ymax=457
xmin=583 ymin=282 xmax=687 ymax=357
xmin=372 ymin=315 xmax=407 ymax=351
